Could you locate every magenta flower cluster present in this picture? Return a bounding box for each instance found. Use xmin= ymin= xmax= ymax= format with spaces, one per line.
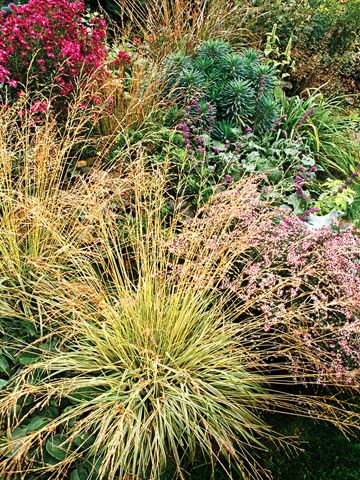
xmin=0 ymin=0 xmax=109 ymax=100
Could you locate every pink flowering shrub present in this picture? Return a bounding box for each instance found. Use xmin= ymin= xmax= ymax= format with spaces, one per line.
xmin=0 ymin=0 xmax=109 ymax=103
xmin=170 ymin=179 xmax=360 ymax=385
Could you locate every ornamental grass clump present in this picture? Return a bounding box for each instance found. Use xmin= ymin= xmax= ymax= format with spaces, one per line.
xmin=0 ymin=169 xmax=359 ymax=480
xmin=0 ymin=100 xmax=80 ymax=341
xmin=116 ymin=0 xmax=250 ymax=60
xmin=0 ymin=96 xmax=137 ymax=343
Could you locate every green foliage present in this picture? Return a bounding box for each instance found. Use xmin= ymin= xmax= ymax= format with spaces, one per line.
xmin=236 ymin=132 xmax=319 ymax=213
xmin=263 ymin=414 xmax=360 ymax=480
xmin=186 ymin=413 xmax=360 ymax=480
xmin=221 ymin=79 xmax=256 ymax=119
xmin=349 ymin=182 xmax=360 ymax=227
xmin=0 ymin=0 xmax=25 ymax=11
xmin=276 ymin=90 xmax=360 ymax=177
xmin=263 ymin=24 xmax=296 ymax=81
xmin=315 ymin=179 xmax=356 ymax=215
xmin=249 ymin=0 xmax=360 ymax=96
xmin=165 ymin=40 xmax=280 ymax=136
xmin=302 ymin=0 xmax=359 ymax=55
xmin=196 ymin=39 xmax=232 ymax=60
xmin=250 ymin=0 xmax=360 ymax=56
xmin=211 ymin=119 xmax=237 ymax=142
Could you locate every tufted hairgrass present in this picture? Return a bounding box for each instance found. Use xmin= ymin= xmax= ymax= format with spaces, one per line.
xmin=0 ymin=165 xmax=358 ymax=479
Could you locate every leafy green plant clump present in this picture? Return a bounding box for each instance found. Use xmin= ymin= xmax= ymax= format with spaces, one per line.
xmin=315 ymin=179 xmax=356 ymax=215
xmin=165 ymin=40 xmax=280 ymax=138
xmin=275 ymin=90 xmax=360 ymax=177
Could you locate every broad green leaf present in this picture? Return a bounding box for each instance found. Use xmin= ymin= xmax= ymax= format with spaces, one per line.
xmin=11 ymin=427 xmax=27 ymax=440
xmin=0 ymin=355 xmax=10 ymax=374
xmin=43 ymin=451 xmax=60 ymax=466
xmin=301 ymin=155 xmax=316 ymax=166
xmin=45 ymin=435 xmax=68 ymax=461
xmin=74 ymin=432 xmax=96 ymax=449
xmin=70 ymin=467 xmax=88 ymax=480
xmin=285 ymin=193 xmax=304 ymax=215
xmin=18 ymin=352 xmax=39 ymax=365
xmin=0 ymin=379 xmax=8 ymax=389
xmin=26 ymin=416 xmax=48 ymax=432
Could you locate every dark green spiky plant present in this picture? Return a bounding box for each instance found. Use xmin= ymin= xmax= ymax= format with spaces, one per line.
xmin=165 ymin=40 xmax=279 ymax=137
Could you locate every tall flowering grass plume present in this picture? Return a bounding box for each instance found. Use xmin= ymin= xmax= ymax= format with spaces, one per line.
xmin=0 ymin=172 xmax=358 ymax=480
xmin=0 ymin=98 xmax=140 ymax=342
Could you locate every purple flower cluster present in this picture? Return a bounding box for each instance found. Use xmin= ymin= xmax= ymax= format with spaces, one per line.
xmin=177 ymin=98 xmax=217 ymax=160
xmin=300 ymin=207 xmax=321 ymax=221
xmin=294 ymin=164 xmax=317 ymax=201
xmin=258 ymin=73 xmax=266 ymax=96
xmin=298 ymin=105 xmax=317 ymax=127
xmin=270 ymin=114 xmax=287 ymax=132
xmin=223 ymin=174 xmax=234 ymax=184
xmin=240 ymin=127 xmax=253 ymax=141
xmin=177 ymin=121 xmax=194 ymax=157
xmin=290 ymin=107 xmax=314 ymax=140
xmin=333 ymin=163 xmax=360 ymax=197
xmin=332 ymin=163 xmax=360 ymax=196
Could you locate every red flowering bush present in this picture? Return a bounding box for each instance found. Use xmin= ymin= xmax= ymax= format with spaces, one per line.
xmin=0 ymin=0 xmax=109 ymax=102
xmin=169 ymin=179 xmax=360 ymax=385
xmin=109 ymin=49 xmax=132 ymax=68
